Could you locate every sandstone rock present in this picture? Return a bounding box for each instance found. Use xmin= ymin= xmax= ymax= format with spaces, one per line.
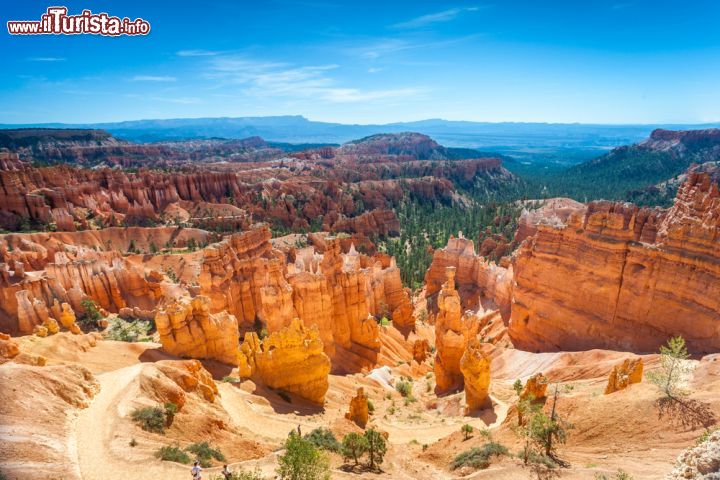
xmin=604 ymin=357 xmax=643 ymax=394
xmin=509 ymin=173 xmax=720 ymax=353
xmin=424 ymin=235 xmax=512 ymax=320
xmin=238 ymin=318 xmax=330 ymax=404
xmin=434 ymin=267 xmax=480 ymax=394
xmin=142 ymin=359 xmax=220 ymax=407
xmin=0 ymin=332 xmax=19 ymax=360
xmin=34 ymin=324 xmax=48 ymax=337
xmin=521 ymin=373 xmax=549 ymax=401
xmin=668 ymin=429 xmax=720 ymax=479
xmin=459 ymin=338 xmax=492 ymax=412
xmin=155 ymin=296 xmax=239 ymax=365
xmin=412 ymin=339 xmax=429 ymax=363
xmin=345 ymin=387 xmax=369 ymax=428
xmin=44 ymin=317 xmax=60 ymax=335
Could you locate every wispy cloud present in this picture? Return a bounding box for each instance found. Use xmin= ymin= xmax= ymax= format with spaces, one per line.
xmin=124 ymin=93 xmax=201 ymax=104
xmin=176 ymin=49 xmax=219 ymax=57
xmin=130 ymin=75 xmax=177 ymax=82
xmin=27 ymin=57 xmax=66 ymax=62
xmin=357 ymin=34 xmax=482 ymax=59
xmin=391 ymin=7 xmax=481 ymax=29
xmin=205 ymin=55 xmax=426 ymax=103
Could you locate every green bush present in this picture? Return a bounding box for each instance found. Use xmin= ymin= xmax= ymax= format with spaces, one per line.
xmin=367 ymin=399 xmax=375 ymax=413
xmin=186 ymin=441 xmax=226 ymax=468
xmin=395 ymin=380 xmax=412 ymax=397
xmin=451 ymin=442 xmax=509 ymax=470
xmin=364 ymin=429 xmax=387 ymax=471
xmin=303 ymin=428 xmax=340 ymax=452
xmin=155 ymin=444 xmax=191 ymax=464
xmin=78 ymin=298 xmax=102 ymax=328
xmin=277 ymin=432 xmax=330 ymax=480
xmin=461 ymin=423 xmax=473 ymax=440
xmin=131 ymin=406 xmax=167 ymax=433
xmin=210 ymin=470 xmax=264 ymax=480
xmin=105 ymin=317 xmax=152 ymax=342
xmin=341 ymin=432 xmax=368 ymax=466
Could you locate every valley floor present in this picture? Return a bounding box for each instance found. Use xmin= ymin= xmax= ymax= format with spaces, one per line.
xmin=3 ymin=331 xmax=718 ymax=480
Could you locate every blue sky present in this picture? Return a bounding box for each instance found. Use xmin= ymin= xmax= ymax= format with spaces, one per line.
xmin=2 ymin=0 xmax=720 ymax=124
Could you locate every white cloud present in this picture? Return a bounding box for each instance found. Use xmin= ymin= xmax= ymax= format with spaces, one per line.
xmin=391 ymin=7 xmax=481 ymax=29
xmin=130 ymin=75 xmax=177 ymax=82
xmin=27 ymin=57 xmax=65 ymax=62
xmin=176 ymin=49 xmax=219 ymax=57
xmin=205 ymin=55 xmax=426 ymax=104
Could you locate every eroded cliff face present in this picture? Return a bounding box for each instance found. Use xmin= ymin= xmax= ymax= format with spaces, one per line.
xmin=509 ymin=173 xmax=720 ymax=353
xmin=424 ymin=236 xmax=512 ymax=320
xmin=155 ymin=296 xmax=240 ymax=365
xmin=237 ymin=319 xmax=331 ymax=404
xmin=198 ymin=226 xmax=413 ymax=371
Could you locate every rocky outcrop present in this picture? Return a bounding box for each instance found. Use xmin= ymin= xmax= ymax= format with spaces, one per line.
xmin=237 ymin=319 xmax=331 ymax=404
xmin=424 ymin=236 xmax=512 ymax=320
xmin=459 ymin=338 xmax=492 ymax=411
xmin=668 ymin=429 xmax=720 ymax=479
xmin=434 ymin=267 xmax=481 ymax=394
xmin=515 ymin=198 xmax=586 ymax=244
xmin=141 ymin=359 xmax=219 ymax=407
xmin=0 ymin=332 xmax=19 ymax=361
xmin=345 ymin=387 xmax=369 ymax=428
xmin=412 ymin=339 xmax=429 ymax=363
xmin=155 ymin=296 xmax=239 ymax=365
xmin=509 ymin=173 xmax=720 ymax=353
xmin=604 ymin=357 xmax=643 ymax=394
xmin=521 ymin=373 xmax=549 ymax=401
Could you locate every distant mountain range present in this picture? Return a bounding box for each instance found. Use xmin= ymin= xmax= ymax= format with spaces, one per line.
xmin=2 ymin=115 xmax=719 ymax=150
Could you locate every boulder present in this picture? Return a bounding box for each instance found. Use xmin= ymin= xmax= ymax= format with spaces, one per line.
xmin=345 ymin=387 xmax=369 ymax=428
xmin=604 ymin=357 xmax=643 ymax=394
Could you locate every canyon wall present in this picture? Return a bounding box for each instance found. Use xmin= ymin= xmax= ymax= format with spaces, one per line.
xmin=509 ymin=173 xmax=720 ymax=353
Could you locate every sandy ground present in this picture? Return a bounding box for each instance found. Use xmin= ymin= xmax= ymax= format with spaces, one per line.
xmin=2 ymin=333 xmax=719 ymax=480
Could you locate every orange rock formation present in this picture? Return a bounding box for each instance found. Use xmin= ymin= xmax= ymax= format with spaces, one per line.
xmin=604 ymin=357 xmax=643 ymax=394
xmin=521 ymin=372 xmax=549 ymax=400
xmin=434 ymin=267 xmax=481 ymax=394
xmin=459 ymin=338 xmax=492 ymax=411
xmin=237 ymin=319 xmax=331 ymax=404
xmin=345 ymin=387 xmax=369 ymax=428
xmin=510 ymin=173 xmax=720 ymax=353
xmin=155 ymin=296 xmax=239 ymax=365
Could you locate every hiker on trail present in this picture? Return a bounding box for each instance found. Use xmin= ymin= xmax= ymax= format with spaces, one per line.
xmin=191 ymin=461 xmax=202 ymax=480
xmin=222 ymin=464 xmax=232 ymax=479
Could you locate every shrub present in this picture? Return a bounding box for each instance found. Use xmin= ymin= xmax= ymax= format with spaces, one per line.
xmin=461 ymin=423 xmax=473 ymax=440
xmin=129 ymin=438 xmax=137 ymax=447
xmin=647 ymin=336 xmax=692 ymax=399
xmin=105 ymin=317 xmax=152 ymax=342
xmin=78 ymin=298 xmax=102 ymax=328
xmin=341 ymin=432 xmax=368 ymax=466
xmin=164 ymin=402 xmax=178 ymax=426
xmin=131 ymin=406 xmax=167 ymax=433
xmin=303 ymin=428 xmax=340 ymax=452
xmin=367 ymin=399 xmax=374 ymax=414
xmin=186 ymin=441 xmax=226 ymax=468
xmin=155 ymin=444 xmax=191 ymax=464
xmin=396 ymin=380 xmax=412 ymax=397
xmin=210 ymin=470 xmax=264 ymax=480
xmin=364 ymin=429 xmax=387 ymax=471
xmin=277 ymin=432 xmax=330 ymax=480
xmin=594 ymin=471 xmax=634 ymax=480
xmin=451 ymin=442 xmax=508 ymax=470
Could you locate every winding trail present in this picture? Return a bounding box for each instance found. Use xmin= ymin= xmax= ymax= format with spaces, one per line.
xmin=74 ymin=364 xmax=185 ymax=480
